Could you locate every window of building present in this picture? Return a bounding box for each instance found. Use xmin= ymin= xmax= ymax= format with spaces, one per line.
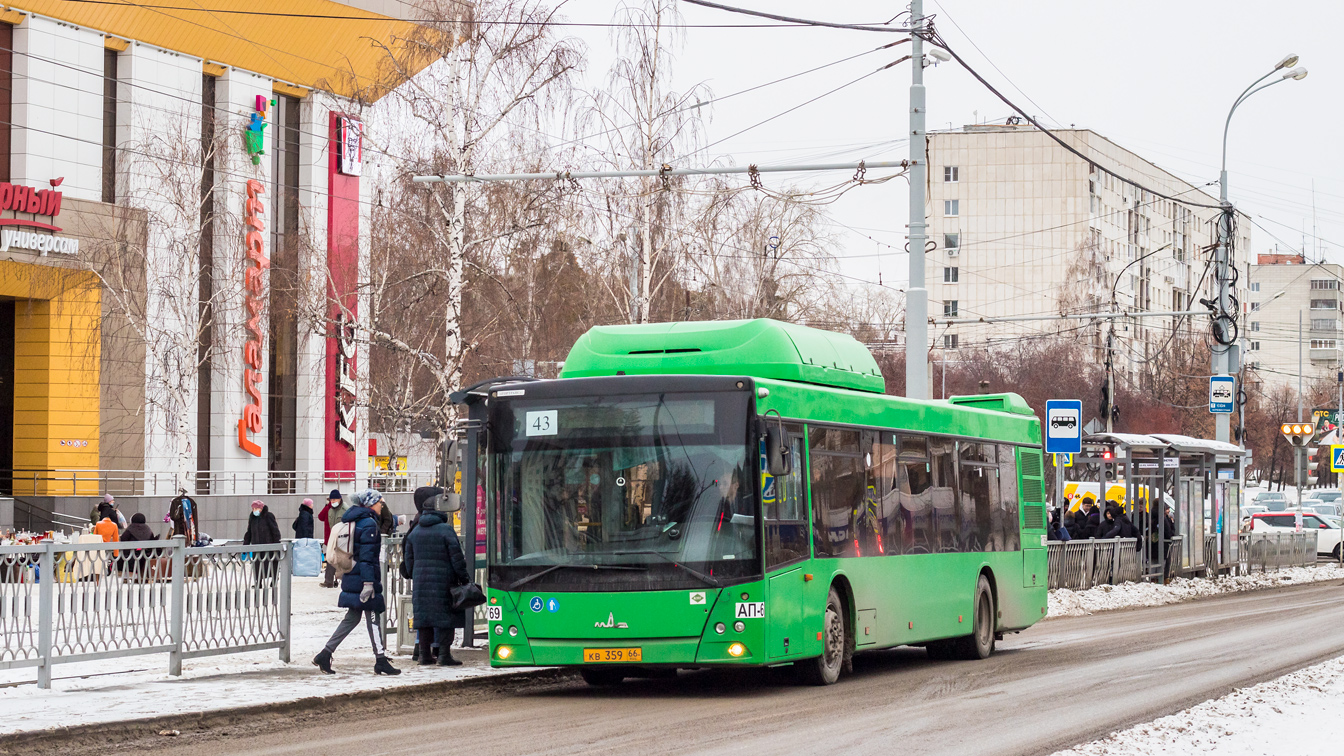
xmin=1249 ymin=282 xmax=1260 ymax=292
xmin=1250 ymin=321 xmax=1260 ymax=332
xmin=0 ymin=23 xmax=11 ymax=182
xmin=268 ymin=92 xmax=302 ymax=490
xmin=943 ymin=300 xmax=958 ymax=317
xmin=944 ymin=166 xmax=959 ymax=182
xmin=943 ymin=266 xmax=958 ymax=283
xmin=101 ymin=47 xmax=118 ymax=203
xmin=1251 ymin=302 xmax=1260 ymax=311
xmin=1311 ymin=340 xmax=1337 ymax=350
xmin=1249 ymin=341 xmax=1260 ymax=351
xmin=1310 ymin=299 xmax=1338 ymax=310
xmin=944 ymin=232 xmax=959 ymax=249
xmin=944 ymin=199 xmax=959 ymax=216
xmin=1311 ymin=319 xmax=1339 ymax=332
xmin=1311 ymin=279 xmax=1338 ymax=290
xmin=943 ymin=334 xmax=958 ymax=348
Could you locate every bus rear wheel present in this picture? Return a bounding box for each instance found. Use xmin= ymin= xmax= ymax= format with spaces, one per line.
xmin=798 ymin=586 xmax=847 ymax=685
xmin=952 ymin=574 xmax=996 ymax=660
xmin=580 ymin=667 xmax=627 ymax=686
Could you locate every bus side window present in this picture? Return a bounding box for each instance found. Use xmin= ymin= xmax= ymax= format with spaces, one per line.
xmin=958 ymin=442 xmax=996 ymax=552
xmin=896 ymin=434 xmax=931 ymax=554
xmin=809 ymin=425 xmax=862 ymax=558
xmin=929 ymin=437 xmax=958 ymax=553
xmin=764 ymin=427 xmax=808 ymax=568
xmin=873 ymin=433 xmax=901 ymax=556
xmin=998 ymin=445 xmax=1020 ymax=551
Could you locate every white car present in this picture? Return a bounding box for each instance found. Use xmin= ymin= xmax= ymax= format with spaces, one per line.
xmin=1249 ymin=512 xmax=1342 ymax=558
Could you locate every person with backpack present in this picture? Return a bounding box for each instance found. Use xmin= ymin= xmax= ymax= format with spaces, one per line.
xmin=403 ymin=486 xmax=471 ymax=666
xmin=313 ymin=489 xmax=400 ymax=676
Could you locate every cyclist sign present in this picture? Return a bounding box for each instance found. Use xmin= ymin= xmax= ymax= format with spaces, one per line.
xmin=1045 ymin=399 xmax=1082 ymax=454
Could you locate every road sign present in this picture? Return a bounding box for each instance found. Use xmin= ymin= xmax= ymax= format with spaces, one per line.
xmin=1045 ymin=400 xmax=1083 ymax=454
xmin=1332 ymin=445 xmax=1344 ymax=473
xmin=1281 ymin=421 xmax=1317 ymax=447
xmin=1053 ymin=452 xmax=1073 ymax=467
xmin=1209 ymin=375 xmax=1235 ymax=414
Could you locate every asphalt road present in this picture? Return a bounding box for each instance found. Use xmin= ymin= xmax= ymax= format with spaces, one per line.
xmin=91 ymin=580 xmax=1344 ymax=756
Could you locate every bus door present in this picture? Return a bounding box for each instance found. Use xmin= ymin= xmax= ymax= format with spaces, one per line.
xmin=762 ymin=427 xmax=807 ymax=658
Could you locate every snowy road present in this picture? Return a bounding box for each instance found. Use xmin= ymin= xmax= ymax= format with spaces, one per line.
xmin=55 ymin=577 xmax=1344 ymax=756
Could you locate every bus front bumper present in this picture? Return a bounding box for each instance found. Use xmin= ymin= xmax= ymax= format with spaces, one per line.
xmin=490 ymin=637 xmax=762 ymax=667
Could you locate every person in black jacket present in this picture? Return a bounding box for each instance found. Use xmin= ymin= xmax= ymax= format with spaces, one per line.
xmin=403 ymin=486 xmax=471 ymax=666
xmin=293 ymin=498 xmax=315 ymax=539
xmin=243 ymin=500 xmax=282 ymax=586
xmin=313 ymin=489 xmax=400 ymax=676
xmin=118 ymin=512 xmax=160 ymax=577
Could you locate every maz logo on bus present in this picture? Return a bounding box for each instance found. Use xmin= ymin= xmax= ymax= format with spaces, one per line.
xmin=735 ymin=602 xmax=765 ymax=620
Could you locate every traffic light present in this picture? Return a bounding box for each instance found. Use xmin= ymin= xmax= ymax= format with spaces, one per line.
xmin=1307 ymin=447 xmax=1320 ymax=486
xmin=1281 ymin=421 xmax=1317 ymax=447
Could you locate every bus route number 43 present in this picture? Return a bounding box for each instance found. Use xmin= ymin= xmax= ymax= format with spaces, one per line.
xmin=735 ymin=602 xmax=765 ymax=619
xmin=525 ymin=410 xmax=557 ymax=437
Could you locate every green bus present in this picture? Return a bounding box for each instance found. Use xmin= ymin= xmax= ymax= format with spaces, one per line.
xmin=469 ymin=319 xmax=1048 ymax=685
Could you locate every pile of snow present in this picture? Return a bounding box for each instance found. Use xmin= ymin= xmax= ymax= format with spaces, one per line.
xmin=1053 ymin=655 xmax=1344 ymax=755
xmin=0 ymin=578 xmax=519 ymax=735
xmin=1048 ymin=563 xmax=1344 ymax=618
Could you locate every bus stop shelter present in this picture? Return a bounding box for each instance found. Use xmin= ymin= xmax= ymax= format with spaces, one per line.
xmin=1061 ymin=433 xmax=1245 ymax=580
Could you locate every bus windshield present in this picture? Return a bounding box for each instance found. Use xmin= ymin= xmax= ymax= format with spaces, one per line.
xmin=489 ymin=390 xmax=758 ymax=591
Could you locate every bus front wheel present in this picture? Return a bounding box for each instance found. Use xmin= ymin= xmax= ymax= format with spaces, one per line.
xmin=798 ymin=586 xmax=848 ymax=685
xmin=953 ymin=574 xmax=996 ymax=660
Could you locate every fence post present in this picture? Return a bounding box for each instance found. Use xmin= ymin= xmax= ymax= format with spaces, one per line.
xmin=36 ymin=541 xmax=54 ymax=689
xmin=169 ymin=536 xmax=185 ymax=676
xmin=278 ymin=542 xmax=292 ymax=663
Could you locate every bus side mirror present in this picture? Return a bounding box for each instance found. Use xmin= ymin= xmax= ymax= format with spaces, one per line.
xmin=766 ymin=423 xmax=792 ymax=477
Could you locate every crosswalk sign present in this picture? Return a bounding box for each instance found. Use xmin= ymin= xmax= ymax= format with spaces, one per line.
xmin=1331 ymin=445 xmax=1344 ymax=474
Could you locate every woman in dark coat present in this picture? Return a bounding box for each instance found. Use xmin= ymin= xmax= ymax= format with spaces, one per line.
xmin=243 ymin=500 xmax=282 ymax=585
xmin=292 ymin=498 xmax=315 ymax=539
xmin=403 ymin=487 xmax=471 ymax=666
xmin=313 ymin=490 xmax=399 ymax=676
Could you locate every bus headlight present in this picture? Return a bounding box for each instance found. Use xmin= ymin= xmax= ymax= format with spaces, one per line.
xmin=733 ymin=621 xmax=745 ymax=633
xmin=509 ymin=626 xmax=519 ymax=637
xmin=715 ymin=622 xmax=726 ymax=634
xmin=494 ymin=625 xmax=503 ymax=636
xmin=497 ymin=645 xmax=513 ymax=660
xmin=726 ymin=642 xmax=747 ymax=658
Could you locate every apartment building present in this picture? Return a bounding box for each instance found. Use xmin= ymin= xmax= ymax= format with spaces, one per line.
xmin=0 ymin=1 xmax=436 ymax=530
xmin=926 ymin=123 xmax=1251 ymax=389
xmin=1245 ymin=254 xmax=1344 ymax=392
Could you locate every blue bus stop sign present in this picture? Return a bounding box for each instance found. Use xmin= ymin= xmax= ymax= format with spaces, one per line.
xmin=1045 ymin=400 xmax=1082 ymax=455
xmin=1209 ymin=375 xmax=1235 ymax=414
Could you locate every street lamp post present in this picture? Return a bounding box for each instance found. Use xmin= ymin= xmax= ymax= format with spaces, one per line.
xmin=1215 ymin=55 xmax=1307 ymax=444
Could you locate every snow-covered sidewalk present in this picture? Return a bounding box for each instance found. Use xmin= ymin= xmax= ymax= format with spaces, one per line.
xmin=1048 ymin=563 xmax=1344 ymax=618
xmin=1053 ymin=655 xmax=1344 ymax=755
xmin=0 ymin=577 xmax=522 ymax=736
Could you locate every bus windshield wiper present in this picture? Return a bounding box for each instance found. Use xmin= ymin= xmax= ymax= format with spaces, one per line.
xmin=507 ymin=563 xmax=648 ymax=591
xmin=610 ymin=550 xmax=722 ymax=588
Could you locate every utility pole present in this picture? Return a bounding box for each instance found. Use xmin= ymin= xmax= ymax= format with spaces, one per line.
xmin=1213 ymin=178 xmax=1233 ymax=444
xmin=1298 ymin=309 xmax=1304 ymax=491
xmin=904 ymin=0 xmax=929 ymax=400
xmin=1105 ymin=325 xmax=1115 ymax=433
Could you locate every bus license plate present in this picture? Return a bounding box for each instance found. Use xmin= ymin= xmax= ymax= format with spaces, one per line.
xmin=583 ymin=647 xmax=642 ymax=663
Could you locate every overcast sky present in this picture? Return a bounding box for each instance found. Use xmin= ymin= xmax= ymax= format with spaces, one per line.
xmin=550 ymin=0 xmax=1342 ymax=289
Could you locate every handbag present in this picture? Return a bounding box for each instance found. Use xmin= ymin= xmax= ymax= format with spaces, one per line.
xmin=449 ymin=581 xmax=486 ymax=610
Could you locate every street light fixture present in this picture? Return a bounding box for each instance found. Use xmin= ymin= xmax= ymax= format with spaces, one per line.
xmin=1212 ymin=55 xmax=1308 ymax=444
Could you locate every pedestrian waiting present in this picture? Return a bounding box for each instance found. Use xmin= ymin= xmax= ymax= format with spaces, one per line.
xmin=293 ymin=498 xmax=315 ymax=540
xmin=313 ymin=489 xmax=400 ymax=676
xmin=403 ymin=486 xmax=470 ymax=667
xmin=318 ymin=489 xmax=347 ymax=588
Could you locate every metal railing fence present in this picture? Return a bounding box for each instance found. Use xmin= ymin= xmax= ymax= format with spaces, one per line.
xmin=1242 ymin=531 xmax=1317 ymax=572
xmin=0 ymin=537 xmax=290 ymax=687
xmin=0 ymin=469 xmax=436 ymax=497
xmin=1046 ymin=538 xmax=1140 ymax=590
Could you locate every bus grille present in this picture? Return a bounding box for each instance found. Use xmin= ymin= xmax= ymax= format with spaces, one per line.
xmin=1022 ymin=477 xmax=1044 ymax=503
xmin=1023 ymin=504 xmax=1045 ymax=530
xmin=1021 ymin=449 xmax=1042 ymax=477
